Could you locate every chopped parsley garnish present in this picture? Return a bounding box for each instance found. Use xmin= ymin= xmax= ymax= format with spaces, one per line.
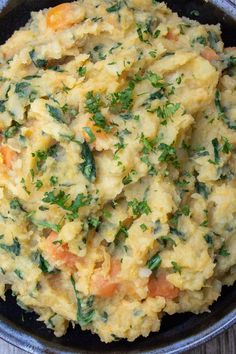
xmin=146 ymin=252 xmax=162 ymax=271
xmin=171 ymin=261 xmax=182 ymax=274
xmin=10 ymin=198 xmax=26 ymax=212
xmin=221 ymin=136 xmax=233 ymax=154
xmin=85 ymin=91 xmax=110 ymax=132
xmin=106 ymin=1 xmax=122 ymax=12
xmin=156 ymin=102 xmax=181 ymax=125
xmin=109 ymin=82 xmax=134 ymax=113
xmin=158 ymin=143 xmax=180 ymax=168
xmin=42 ymin=190 xmax=92 ymax=219
xmin=77 ymin=66 xmax=87 ymax=77
xmin=219 ymin=243 xmax=230 ymax=257
xmin=50 ymin=176 xmax=58 ymax=186
xmin=128 ymin=198 xmax=151 ymax=217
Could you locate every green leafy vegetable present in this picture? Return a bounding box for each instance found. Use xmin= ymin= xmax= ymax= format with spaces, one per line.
xmin=71 ymin=275 xmax=95 ymax=326
xmin=146 ymin=252 xmax=162 ymax=271
xmin=0 ymin=100 xmax=6 ymax=113
xmin=30 ymin=217 xmax=61 ymax=233
xmin=3 ymin=122 xmax=20 ymax=139
xmin=0 ymin=238 xmax=21 ymax=256
xmin=46 ymin=104 xmax=66 ymax=124
xmin=15 ymin=82 xmax=31 ymax=98
xmin=32 ymin=251 xmax=60 ymax=274
xmin=208 ymin=138 xmax=220 ymax=165
xmin=14 ymin=269 xmax=23 ymax=279
xmin=215 ymin=90 xmax=236 ymax=130
xmin=29 ymin=49 xmax=47 ymax=69
xmin=106 ymin=1 xmax=122 ymax=12
xmin=80 ymin=141 xmax=96 ymax=182
xmin=195 ymin=181 xmax=210 ymax=199
xmin=221 ymin=136 xmax=233 ymax=154
xmin=83 ymin=127 xmax=96 ymax=143
xmin=10 ymin=198 xmax=26 ymax=212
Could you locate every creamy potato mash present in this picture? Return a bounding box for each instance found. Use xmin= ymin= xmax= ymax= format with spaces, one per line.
xmin=0 ymin=0 xmax=236 ymax=343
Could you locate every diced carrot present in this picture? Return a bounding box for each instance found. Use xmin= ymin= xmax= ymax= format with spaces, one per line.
xmin=46 ymin=231 xmax=79 ymax=272
xmin=166 ymin=31 xmax=178 ymax=41
xmin=148 ymin=272 xmax=180 ymax=300
xmin=0 ymin=146 xmax=17 ymax=169
xmin=109 ymin=258 xmax=121 ymax=277
xmin=91 ymin=258 xmax=121 ymax=298
xmin=92 ymin=274 xmax=118 ymax=298
xmin=201 ymin=46 xmax=219 ymax=61
xmin=46 ymin=3 xmax=77 ymax=31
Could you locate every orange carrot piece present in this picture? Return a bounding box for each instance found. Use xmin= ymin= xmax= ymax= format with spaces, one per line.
xmin=166 ymin=31 xmax=178 ymax=41
xmin=148 ymin=272 xmax=180 ymax=300
xmin=46 ymin=3 xmax=75 ymax=31
xmin=201 ymin=46 xmax=219 ymax=61
xmin=46 ymin=231 xmax=79 ymax=272
xmin=91 ymin=258 xmax=121 ymax=298
xmin=0 ymin=146 xmax=17 ymax=169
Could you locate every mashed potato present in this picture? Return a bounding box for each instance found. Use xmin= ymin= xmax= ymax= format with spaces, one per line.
xmin=0 ymin=0 xmax=235 ymax=343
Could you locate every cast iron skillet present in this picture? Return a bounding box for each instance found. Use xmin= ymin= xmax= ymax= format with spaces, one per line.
xmin=0 ymin=0 xmax=236 ymax=353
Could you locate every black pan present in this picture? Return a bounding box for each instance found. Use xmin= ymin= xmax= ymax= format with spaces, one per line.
xmin=0 ymin=0 xmax=236 ymax=353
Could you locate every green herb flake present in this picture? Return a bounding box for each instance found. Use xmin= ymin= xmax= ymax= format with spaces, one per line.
xmin=147 ymin=252 xmax=162 ymax=271
xmin=140 ymin=223 xmax=148 ymax=232
xmin=32 ymin=250 xmax=60 ymax=274
xmin=77 ymin=66 xmax=87 ymax=77
xmin=0 ymin=238 xmax=21 ymax=256
xmin=80 ymin=141 xmax=96 ymax=182
xmin=29 ymin=49 xmax=47 ymax=69
xmin=71 ymin=276 xmax=95 ymax=326
xmin=128 ymin=198 xmax=151 ymax=217
xmin=14 ymin=269 xmax=23 ymax=279
xmin=46 ymin=104 xmax=66 ymax=124
xmin=208 ymin=138 xmax=220 ymax=165
xmin=83 ymin=127 xmax=96 ymax=143
xmin=219 ymin=243 xmax=230 ymax=257
xmin=221 ymin=136 xmax=233 ymax=154
xmin=106 ymin=1 xmax=122 ymax=13
xmin=195 ymin=181 xmax=210 ymax=199
xmin=171 ymin=261 xmax=182 ymax=274
xmin=204 ymin=233 xmax=213 ymax=246
xmin=158 ymin=143 xmax=180 ymax=168
xmin=215 ymin=90 xmax=236 ymax=130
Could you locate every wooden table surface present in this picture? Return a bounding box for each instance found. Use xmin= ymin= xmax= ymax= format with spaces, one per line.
xmin=0 ymin=324 xmax=235 ymax=354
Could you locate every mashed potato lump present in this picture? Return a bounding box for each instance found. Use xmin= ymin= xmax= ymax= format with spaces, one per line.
xmin=0 ymin=0 xmax=236 ymax=343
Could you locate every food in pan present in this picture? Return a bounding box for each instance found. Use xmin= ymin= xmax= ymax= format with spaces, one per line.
xmin=0 ymin=0 xmax=236 ymax=343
